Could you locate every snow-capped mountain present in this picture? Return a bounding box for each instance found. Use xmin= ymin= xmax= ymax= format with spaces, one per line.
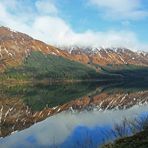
xmin=0 ymin=26 xmax=148 ymax=73
xmin=61 ymin=46 xmax=148 ymax=66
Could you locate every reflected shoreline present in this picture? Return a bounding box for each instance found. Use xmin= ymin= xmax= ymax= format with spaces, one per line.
xmin=0 ymin=80 xmax=148 ymax=137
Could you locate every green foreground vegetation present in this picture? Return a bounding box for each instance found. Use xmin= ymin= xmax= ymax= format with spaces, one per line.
xmin=102 ymin=130 xmax=148 ymax=148
xmin=1 ymin=51 xmax=148 ymax=82
xmin=102 ymin=115 xmax=148 ymax=148
xmin=0 ymin=51 xmax=100 ymax=81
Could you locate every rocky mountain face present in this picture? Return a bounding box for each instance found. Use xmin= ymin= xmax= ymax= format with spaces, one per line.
xmin=0 ymin=26 xmax=148 ymax=137
xmin=0 ymin=27 xmax=71 ymax=72
xmin=0 ymin=26 xmax=148 ymax=73
xmin=62 ymin=46 xmax=148 ymax=66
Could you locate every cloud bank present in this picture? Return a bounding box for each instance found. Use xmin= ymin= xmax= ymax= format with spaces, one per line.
xmin=89 ymin=0 xmax=148 ymax=20
xmin=0 ymin=0 xmax=148 ymax=51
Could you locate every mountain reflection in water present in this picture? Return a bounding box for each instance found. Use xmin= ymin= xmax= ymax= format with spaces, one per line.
xmin=0 ymin=80 xmax=148 ymax=147
xmin=0 ymin=106 xmax=148 ymax=148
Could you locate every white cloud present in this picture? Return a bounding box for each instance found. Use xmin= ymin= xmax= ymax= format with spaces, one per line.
xmin=0 ymin=0 xmax=148 ymax=51
xmin=89 ymin=0 xmax=148 ymax=20
xmin=35 ymin=0 xmax=58 ymax=15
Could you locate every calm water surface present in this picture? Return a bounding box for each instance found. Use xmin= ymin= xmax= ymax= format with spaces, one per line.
xmin=0 ymin=81 xmax=148 ymax=147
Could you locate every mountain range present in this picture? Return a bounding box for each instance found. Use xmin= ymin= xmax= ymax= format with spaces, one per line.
xmin=0 ymin=26 xmax=148 ymax=82
xmin=1 ymin=26 xmax=148 ymax=137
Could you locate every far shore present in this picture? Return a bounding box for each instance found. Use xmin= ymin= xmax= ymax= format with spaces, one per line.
xmin=0 ymin=78 xmax=123 ymax=86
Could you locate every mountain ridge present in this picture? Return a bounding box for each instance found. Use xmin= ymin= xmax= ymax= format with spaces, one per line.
xmin=0 ymin=26 xmax=148 ymax=82
xmin=0 ymin=26 xmax=148 ymax=73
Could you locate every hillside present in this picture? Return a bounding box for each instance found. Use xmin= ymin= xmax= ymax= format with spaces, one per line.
xmin=0 ymin=26 xmax=148 ymax=82
xmin=0 ymin=26 xmax=102 ymax=81
xmin=62 ymin=46 xmax=148 ymax=66
xmin=1 ymin=26 xmax=148 ymax=70
xmin=0 ymin=26 xmax=71 ymax=72
xmin=1 ymin=51 xmax=101 ymax=81
xmin=102 ymin=129 xmax=148 ymax=148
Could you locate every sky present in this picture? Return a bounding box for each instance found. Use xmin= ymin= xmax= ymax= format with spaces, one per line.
xmin=0 ymin=0 xmax=148 ymax=51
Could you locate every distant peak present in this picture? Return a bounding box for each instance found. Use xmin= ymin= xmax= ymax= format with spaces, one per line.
xmin=0 ymin=26 xmax=15 ymax=31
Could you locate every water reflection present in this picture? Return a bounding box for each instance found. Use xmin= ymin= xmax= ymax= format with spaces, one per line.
xmin=0 ymin=105 xmax=148 ymax=148
xmin=0 ymin=80 xmax=148 ymax=147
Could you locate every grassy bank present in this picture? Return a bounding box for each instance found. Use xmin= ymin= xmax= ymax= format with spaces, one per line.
xmin=102 ymin=115 xmax=148 ymax=148
xmin=102 ymin=129 xmax=148 ymax=148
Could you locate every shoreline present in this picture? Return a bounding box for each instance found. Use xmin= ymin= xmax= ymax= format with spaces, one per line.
xmin=0 ymin=78 xmax=123 ymax=85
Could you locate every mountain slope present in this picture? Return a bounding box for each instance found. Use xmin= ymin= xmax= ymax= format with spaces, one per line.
xmin=1 ymin=51 xmax=100 ymax=81
xmin=0 ymin=27 xmax=105 ymax=81
xmin=62 ymin=46 xmax=148 ymax=66
xmin=0 ymin=26 xmax=73 ymax=72
xmin=0 ymin=26 xmax=148 ymax=82
xmin=0 ymin=26 xmax=148 ymax=71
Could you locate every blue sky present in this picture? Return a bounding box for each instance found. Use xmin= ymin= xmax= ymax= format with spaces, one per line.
xmin=0 ymin=0 xmax=148 ymax=51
